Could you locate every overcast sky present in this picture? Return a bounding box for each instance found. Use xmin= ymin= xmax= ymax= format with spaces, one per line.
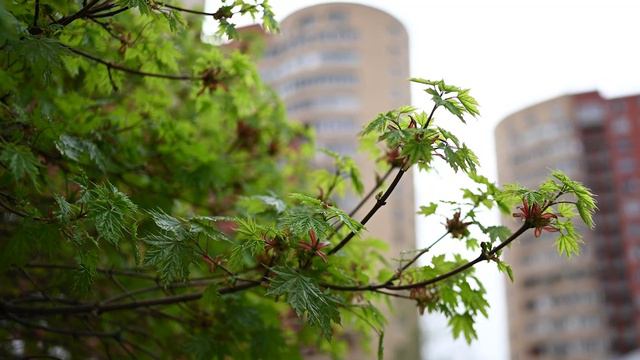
xmin=207 ymin=0 xmax=640 ymax=358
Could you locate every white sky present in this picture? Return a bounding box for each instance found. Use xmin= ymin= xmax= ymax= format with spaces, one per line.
xmin=207 ymin=1 xmax=640 ymax=359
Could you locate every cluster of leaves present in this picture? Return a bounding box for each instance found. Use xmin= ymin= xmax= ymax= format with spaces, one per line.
xmin=501 ymin=170 xmax=597 ymax=257
xmin=414 ymin=255 xmax=489 ymax=343
xmin=0 ymin=1 xmax=598 ymax=359
xmin=361 ymin=79 xmax=480 ymax=173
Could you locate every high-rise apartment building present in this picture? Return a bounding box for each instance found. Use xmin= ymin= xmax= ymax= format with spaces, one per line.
xmin=495 ymin=91 xmax=640 ymax=359
xmin=255 ymin=3 xmax=418 ymax=359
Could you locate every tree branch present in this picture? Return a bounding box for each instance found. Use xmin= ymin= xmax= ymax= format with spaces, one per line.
xmin=328 ymin=167 xmax=406 ymax=255
xmin=325 ymin=166 xmax=394 ymax=246
xmin=348 ymin=167 xmax=394 ymax=218
xmin=52 ymin=0 xmax=100 ymax=26
xmin=101 ymin=276 xmax=246 ymax=305
xmin=322 ymin=223 xmax=530 ymax=292
xmin=1 ymin=281 xmax=259 ymax=316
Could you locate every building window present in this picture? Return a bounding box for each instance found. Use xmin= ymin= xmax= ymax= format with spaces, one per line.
xmin=298 ymin=15 xmax=315 ymax=28
xmin=264 ymin=29 xmax=359 ymax=58
xmin=312 ymin=117 xmax=357 ymax=134
xmin=321 ymin=50 xmax=358 ymax=62
xmin=262 ymin=51 xmax=359 ymax=82
xmin=623 ymin=178 xmax=640 ymax=193
xmin=276 ymin=73 xmax=358 ymax=97
xmin=328 ymin=10 xmax=347 ymax=22
xmin=617 ymin=157 xmax=636 ymax=174
xmin=612 ymin=116 xmax=631 ymax=134
xmin=320 ymin=142 xmax=356 ymax=156
xmin=624 ymin=200 xmax=640 ymax=217
xmin=627 ymin=223 xmax=640 ymax=237
xmin=287 ymin=95 xmax=359 ymax=113
xmin=576 ymin=103 xmax=605 ymax=126
xmin=617 ymin=138 xmax=633 ymax=153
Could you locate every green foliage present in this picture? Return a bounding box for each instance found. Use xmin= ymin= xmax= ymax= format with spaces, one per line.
xmin=501 ymin=170 xmax=596 ymax=258
xmin=184 ymin=296 xmax=297 ymax=360
xmin=552 ymin=170 xmax=597 ymax=228
xmin=267 ymin=267 xmax=341 ymax=338
xmin=410 ymin=78 xmax=480 ymax=122
xmin=362 ymin=82 xmax=481 ymax=173
xmin=87 ymin=183 xmax=138 ymax=246
xmin=401 ymin=254 xmax=489 ymax=343
xmin=230 ymin=217 xmax=267 ymax=265
xmin=280 ymin=193 xmax=362 ymax=237
xmin=320 ymin=149 xmax=364 ymax=195
xmin=496 ymin=260 xmax=514 ymax=282
xmin=418 ymin=202 xmax=438 ymax=216
xmin=485 ymin=226 xmax=511 ymax=243
xmin=0 ymin=143 xmax=41 ymax=184
xmin=449 ymin=313 xmax=477 ymax=344
xmin=56 ymin=134 xmax=107 ymax=171
xmin=0 ymin=1 xmax=598 ymax=357
xmin=144 ymin=231 xmax=194 ymax=284
xmin=555 ymin=221 xmax=582 ymax=257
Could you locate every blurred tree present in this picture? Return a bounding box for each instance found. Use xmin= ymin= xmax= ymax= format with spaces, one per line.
xmin=0 ymin=1 xmax=596 ymax=359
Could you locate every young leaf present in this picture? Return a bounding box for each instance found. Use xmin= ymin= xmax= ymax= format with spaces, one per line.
xmin=418 ymin=203 xmax=438 ymax=217
xmin=485 ymin=226 xmax=511 ymax=243
xmin=254 ymin=194 xmax=286 ymax=213
xmin=496 ymin=261 xmax=514 ymax=282
xmin=448 ymin=313 xmax=477 ymax=344
xmin=267 ymin=267 xmax=341 ymax=338
xmin=0 ymin=143 xmax=41 ymax=184
xmin=457 ymin=89 xmax=480 ymax=116
xmin=148 ymin=209 xmax=183 ymax=233
xmin=555 ymin=221 xmax=582 ymax=257
xmin=88 ymin=184 xmax=138 ymax=246
xmin=144 ymin=233 xmax=194 ymax=284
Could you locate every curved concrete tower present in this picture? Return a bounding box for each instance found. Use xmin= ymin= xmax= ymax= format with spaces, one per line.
xmin=258 ymin=3 xmax=418 ymax=359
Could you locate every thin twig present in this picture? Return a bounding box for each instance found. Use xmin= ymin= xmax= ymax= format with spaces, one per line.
xmin=6 ymin=312 xmax=120 ymax=338
xmin=321 ymin=223 xmax=530 ymax=292
xmin=26 ymin=263 xmax=158 ymax=280
xmin=1 ymin=281 xmax=260 ymax=316
xmin=33 ymin=0 xmax=40 ymax=27
xmin=101 ymin=278 xmax=225 ymax=304
xmin=107 ymin=66 xmax=119 ymax=92
xmin=89 ymin=18 xmax=123 ymax=42
xmin=89 ymin=7 xmax=130 ymax=19
xmin=382 ymin=231 xmax=450 ymax=286
xmin=160 ymin=3 xmax=218 ymax=16
xmin=65 ymin=46 xmax=201 ymax=80
xmin=372 ymin=289 xmax=412 ymax=300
